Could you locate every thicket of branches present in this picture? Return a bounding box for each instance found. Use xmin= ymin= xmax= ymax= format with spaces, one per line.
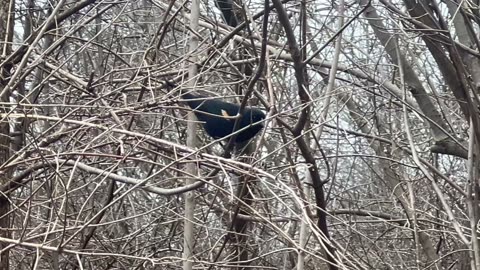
xmin=0 ymin=0 xmax=478 ymax=269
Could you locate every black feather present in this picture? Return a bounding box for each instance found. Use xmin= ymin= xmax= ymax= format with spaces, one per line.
xmin=181 ymin=91 xmax=265 ymax=143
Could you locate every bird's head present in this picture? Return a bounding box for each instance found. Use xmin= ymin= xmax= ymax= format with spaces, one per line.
xmin=244 ymin=108 xmax=266 ymax=126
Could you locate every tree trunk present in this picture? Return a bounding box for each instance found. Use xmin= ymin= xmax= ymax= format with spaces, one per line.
xmin=0 ymin=0 xmax=15 ymax=268
xmin=183 ymin=0 xmax=200 ymax=268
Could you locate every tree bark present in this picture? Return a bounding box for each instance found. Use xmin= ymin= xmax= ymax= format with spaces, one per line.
xmin=183 ymin=0 xmax=200 ymax=268
xmin=0 ymin=0 xmax=15 ymax=268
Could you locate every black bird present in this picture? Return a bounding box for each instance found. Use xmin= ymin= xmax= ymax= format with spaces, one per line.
xmin=181 ymin=91 xmax=265 ymax=144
